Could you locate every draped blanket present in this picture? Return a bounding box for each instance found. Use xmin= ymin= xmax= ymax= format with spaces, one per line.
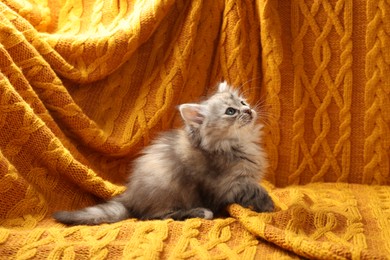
xmin=0 ymin=0 xmax=389 ymax=259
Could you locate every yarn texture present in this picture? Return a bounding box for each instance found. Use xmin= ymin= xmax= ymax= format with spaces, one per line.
xmin=0 ymin=0 xmax=389 ymax=259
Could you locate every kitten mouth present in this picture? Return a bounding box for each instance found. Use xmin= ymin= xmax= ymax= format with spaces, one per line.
xmin=238 ymin=108 xmax=257 ymax=127
xmin=238 ymin=114 xmax=254 ymax=127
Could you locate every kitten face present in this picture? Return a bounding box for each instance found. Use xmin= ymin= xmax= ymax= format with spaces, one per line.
xmin=204 ymin=87 xmax=256 ymax=129
xmin=179 ymin=82 xmax=258 ymax=151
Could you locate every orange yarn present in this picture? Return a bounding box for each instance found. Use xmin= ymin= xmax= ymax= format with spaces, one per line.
xmin=0 ymin=0 xmax=389 ymax=259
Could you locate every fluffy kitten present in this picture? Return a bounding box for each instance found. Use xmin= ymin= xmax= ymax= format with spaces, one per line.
xmin=53 ymin=82 xmax=274 ymax=225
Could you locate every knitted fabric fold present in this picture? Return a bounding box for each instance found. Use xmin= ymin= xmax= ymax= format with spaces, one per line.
xmin=0 ymin=0 xmax=389 ymax=259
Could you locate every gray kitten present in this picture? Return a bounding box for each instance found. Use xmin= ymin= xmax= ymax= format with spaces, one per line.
xmin=53 ymin=82 xmax=274 ymax=225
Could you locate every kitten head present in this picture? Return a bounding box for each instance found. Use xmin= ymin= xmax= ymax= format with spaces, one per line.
xmin=179 ymin=82 xmax=260 ymax=152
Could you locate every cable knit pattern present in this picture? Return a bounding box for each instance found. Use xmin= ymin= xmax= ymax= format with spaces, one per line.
xmin=0 ymin=0 xmax=389 ymax=259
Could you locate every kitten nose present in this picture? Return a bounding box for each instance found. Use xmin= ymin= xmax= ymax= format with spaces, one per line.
xmin=243 ymin=108 xmax=252 ymax=115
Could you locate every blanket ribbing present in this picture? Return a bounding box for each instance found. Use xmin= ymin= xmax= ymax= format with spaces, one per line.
xmin=0 ymin=0 xmax=389 ymax=259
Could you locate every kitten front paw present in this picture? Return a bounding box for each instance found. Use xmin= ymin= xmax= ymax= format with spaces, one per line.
xmin=236 ymin=185 xmax=274 ymax=213
xmin=257 ymin=191 xmax=274 ymax=212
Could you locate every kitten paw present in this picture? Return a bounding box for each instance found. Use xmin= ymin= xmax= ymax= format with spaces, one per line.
xmin=163 ymin=207 xmax=214 ymax=220
xmin=258 ymin=192 xmax=274 ymax=212
xmin=235 ymin=184 xmax=275 ymax=213
xmin=201 ymin=208 xmax=214 ymax=220
xmin=187 ymin=207 xmax=214 ymax=219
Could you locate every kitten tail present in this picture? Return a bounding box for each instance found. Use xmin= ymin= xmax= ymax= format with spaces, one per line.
xmin=53 ymin=201 xmax=129 ymax=225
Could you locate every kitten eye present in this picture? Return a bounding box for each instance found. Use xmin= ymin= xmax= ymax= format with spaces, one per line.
xmin=225 ymin=107 xmax=237 ymax=115
xmin=241 ymin=101 xmax=247 ymax=106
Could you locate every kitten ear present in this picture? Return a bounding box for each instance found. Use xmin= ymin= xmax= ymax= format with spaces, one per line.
xmin=179 ymin=104 xmax=205 ymax=127
xmin=218 ymin=81 xmax=229 ymax=92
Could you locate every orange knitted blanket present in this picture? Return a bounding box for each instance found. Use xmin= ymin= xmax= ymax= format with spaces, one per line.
xmin=0 ymin=0 xmax=389 ymax=259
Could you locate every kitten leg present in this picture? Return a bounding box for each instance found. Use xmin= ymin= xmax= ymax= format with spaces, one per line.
xmin=235 ymin=183 xmax=274 ymax=213
xmin=225 ymin=179 xmax=274 ymax=213
xmin=161 ymin=207 xmax=214 ymax=220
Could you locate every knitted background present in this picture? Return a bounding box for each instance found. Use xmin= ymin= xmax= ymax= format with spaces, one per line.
xmin=0 ymin=0 xmax=389 ymax=259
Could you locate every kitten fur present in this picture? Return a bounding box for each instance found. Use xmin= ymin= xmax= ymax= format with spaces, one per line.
xmin=53 ymin=82 xmax=274 ymax=225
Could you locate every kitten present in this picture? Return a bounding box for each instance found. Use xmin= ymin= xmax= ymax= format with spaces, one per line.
xmin=53 ymin=82 xmax=274 ymax=225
